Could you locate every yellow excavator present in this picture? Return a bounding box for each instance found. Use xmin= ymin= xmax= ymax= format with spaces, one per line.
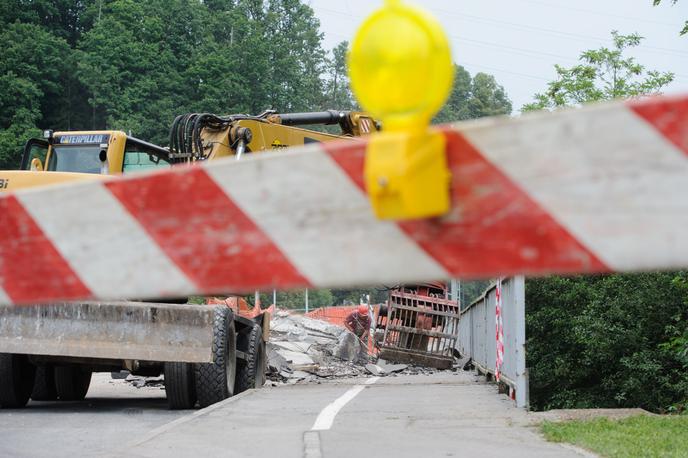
xmin=0 ymin=109 xmax=378 ymax=410
xmin=1 ymin=110 xmax=378 ymax=192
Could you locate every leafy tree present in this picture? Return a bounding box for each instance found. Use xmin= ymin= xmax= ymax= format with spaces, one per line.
xmin=0 ymin=22 xmax=71 ymax=168
xmin=522 ymin=31 xmax=674 ymax=111
xmin=522 ymin=31 xmax=685 ymax=413
xmin=527 ymin=274 xmax=688 ymax=412
xmin=323 ymin=41 xmax=356 ymax=110
xmin=434 ymin=65 xmax=512 ymax=123
xmin=250 ymin=289 xmax=334 ymax=310
xmin=653 ymin=0 xmax=687 ymax=35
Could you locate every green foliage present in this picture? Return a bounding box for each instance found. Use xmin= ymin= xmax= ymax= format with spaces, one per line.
xmin=460 ymin=280 xmax=492 ymax=308
xmin=0 ymin=1 xmax=513 ymax=167
xmin=434 ymin=65 xmax=512 ymax=123
xmin=522 ymin=31 xmax=674 ymax=111
xmin=323 ymin=41 xmax=356 ymax=110
xmin=542 ymin=415 xmax=688 ymax=457
xmin=653 ymin=0 xmax=687 ymax=35
xmin=249 ymin=289 xmax=334 ymax=310
xmin=527 ymin=274 xmax=688 ymax=412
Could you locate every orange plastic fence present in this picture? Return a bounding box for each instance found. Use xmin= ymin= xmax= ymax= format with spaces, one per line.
xmin=305 ymin=305 xmax=381 ymax=355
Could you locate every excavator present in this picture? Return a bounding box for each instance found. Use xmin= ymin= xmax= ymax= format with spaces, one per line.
xmin=1 ymin=110 xmax=378 ymax=191
xmin=0 ymin=109 xmax=378 ymax=410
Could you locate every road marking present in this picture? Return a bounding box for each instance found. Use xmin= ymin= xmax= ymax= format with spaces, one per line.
xmin=310 ymin=377 xmax=379 ymax=431
xmin=304 ymin=377 xmax=379 ymax=458
xmin=303 ymin=431 xmax=322 ymax=458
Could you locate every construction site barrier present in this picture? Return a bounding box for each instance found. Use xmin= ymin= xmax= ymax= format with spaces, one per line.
xmin=0 ymin=94 xmax=686 ymax=305
xmin=457 ymin=277 xmax=527 ymax=408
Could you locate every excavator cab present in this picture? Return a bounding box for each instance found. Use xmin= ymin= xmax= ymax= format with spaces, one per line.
xmin=2 ymin=131 xmax=172 ymax=193
xmin=20 ymin=130 xmax=172 ymax=175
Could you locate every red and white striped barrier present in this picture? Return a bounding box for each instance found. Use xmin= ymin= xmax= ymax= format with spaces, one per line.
xmin=1 ymin=95 xmax=686 ymax=305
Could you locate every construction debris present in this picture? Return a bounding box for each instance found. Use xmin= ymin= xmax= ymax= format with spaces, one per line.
xmin=266 ymin=310 xmax=459 ymax=385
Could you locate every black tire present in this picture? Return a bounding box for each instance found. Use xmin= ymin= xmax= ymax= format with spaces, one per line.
xmin=235 ymin=325 xmax=266 ymax=393
xmin=31 ymin=365 xmax=57 ymax=401
xmin=164 ymin=362 xmax=196 ymax=409
xmin=0 ymin=354 xmax=36 ymax=408
xmin=55 ymin=366 xmax=92 ymax=401
xmin=195 ymin=307 xmax=236 ymax=407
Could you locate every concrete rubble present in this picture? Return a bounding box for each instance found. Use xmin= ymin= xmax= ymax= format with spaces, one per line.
xmin=267 ymin=311 xmax=458 ymax=385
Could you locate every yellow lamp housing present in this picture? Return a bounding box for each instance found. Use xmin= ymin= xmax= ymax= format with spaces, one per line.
xmin=349 ymin=0 xmax=454 ymax=220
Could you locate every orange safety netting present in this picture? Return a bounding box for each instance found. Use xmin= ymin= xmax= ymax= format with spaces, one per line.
xmin=305 ymin=305 xmax=381 ymax=355
xmin=206 ymin=296 xmax=275 ymax=319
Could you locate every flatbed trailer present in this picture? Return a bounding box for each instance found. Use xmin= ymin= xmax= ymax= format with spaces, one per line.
xmin=0 ymin=301 xmax=268 ymax=409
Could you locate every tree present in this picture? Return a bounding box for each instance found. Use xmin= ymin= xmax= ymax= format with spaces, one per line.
xmin=323 ymin=41 xmax=356 ymax=110
xmin=522 ymin=31 xmax=686 ymax=413
xmin=0 ymin=23 xmax=71 ymax=168
xmin=522 ymin=31 xmax=674 ymax=111
xmin=434 ymin=65 xmax=512 ymax=123
xmin=527 ymin=274 xmax=688 ymax=412
xmin=653 ymin=0 xmax=687 ymax=35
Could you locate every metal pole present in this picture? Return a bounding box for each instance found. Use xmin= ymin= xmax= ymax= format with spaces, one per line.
xmin=273 ymin=289 xmax=277 ymax=307
xmin=450 ymin=279 xmax=459 ymax=302
xmin=305 ymin=289 xmax=309 ymax=314
xmin=514 ymin=276 xmax=528 ymax=409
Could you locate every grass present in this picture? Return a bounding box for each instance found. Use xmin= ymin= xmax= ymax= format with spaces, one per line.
xmin=542 ymin=415 xmax=688 ymax=458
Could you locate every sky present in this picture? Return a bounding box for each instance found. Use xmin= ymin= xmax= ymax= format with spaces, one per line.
xmin=307 ymin=0 xmax=688 ymax=112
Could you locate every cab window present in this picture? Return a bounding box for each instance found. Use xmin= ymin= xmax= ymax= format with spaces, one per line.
xmin=21 ymin=139 xmax=49 ymax=170
xmin=47 ymin=145 xmax=102 ymax=174
xmin=122 ymin=141 xmax=170 ymax=173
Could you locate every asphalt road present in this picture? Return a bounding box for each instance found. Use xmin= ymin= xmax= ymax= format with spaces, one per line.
xmin=0 ymin=372 xmax=584 ymax=458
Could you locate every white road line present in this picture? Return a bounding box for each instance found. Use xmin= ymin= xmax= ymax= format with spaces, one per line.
xmin=303 ymin=431 xmax=323 ymax=458
xmin=310 ymin=377 xmax=379 ymax=431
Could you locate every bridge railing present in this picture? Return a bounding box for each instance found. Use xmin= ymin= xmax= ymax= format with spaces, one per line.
xmin=456 ymin=276 xmax=527 ymax=408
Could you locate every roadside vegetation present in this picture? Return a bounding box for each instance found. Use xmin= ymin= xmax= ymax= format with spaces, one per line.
xmin=522 ymin=32 xmax=687 ymax=414
xmin=542 ymin=415 xmax=688 ymax=458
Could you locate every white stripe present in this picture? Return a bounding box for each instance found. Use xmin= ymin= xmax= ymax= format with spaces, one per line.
xmin=311 ymin=377 xmax=379 ymax=431
xmin=0 ymin=286 xmax=10 ymax=304
xmin=463 ymin=104 xmax=688 ymax=271
xmin=205 ymin=147 xmax=448 ymax=287
xmin=17 ymin=183 xmax=196 ymax=300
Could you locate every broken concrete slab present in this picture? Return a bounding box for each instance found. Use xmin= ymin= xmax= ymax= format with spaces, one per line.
xmin=299 ymin=317 xmax=346 ymax=337
xmin=272 ymin=341 xmax=312 ymax=353
xmin=365 ymin=364 xmax=386 ymax=376
xmin=275 ymin=349 xmax=316 ymax=368
xmin=378 ymin=361 xmax=408 ymax=374
xmin=332 ymin=331 xmax=361 ymax=362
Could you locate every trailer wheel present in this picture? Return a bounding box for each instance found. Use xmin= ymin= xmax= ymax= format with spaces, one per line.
xmin=164 ymin=362 xmax=196 ymax=409
xmin=195 ymin=307 xmax=236 ymax=407
xmin=235 ymin=325 xmax=266 ymax=393
xmin=55 ymin=366 xmax=92 ymax=401
xmin=31 ymin=365 xmax=58 ymax=401
xmin=0 ymin=354 xmax=36 ymax=408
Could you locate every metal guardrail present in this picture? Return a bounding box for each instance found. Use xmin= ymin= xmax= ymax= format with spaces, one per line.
xmin=456 ymin=277 xmax=527 ymax=408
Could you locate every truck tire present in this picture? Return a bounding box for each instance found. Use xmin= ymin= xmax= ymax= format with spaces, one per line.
xmin=31 ymin=365 xmax=58 ymax=401
xmin=235 ymin=325 xmax=266 ymax=393
xmin=164 ymin=362 xmax=196 ymax=409
xmin=0 ymin=354 xmax=36 ymax=408
xmin=55 ymin=366 xmax=92 ymax=401
xmin=195 ymin=307 xmax=236 ymax=407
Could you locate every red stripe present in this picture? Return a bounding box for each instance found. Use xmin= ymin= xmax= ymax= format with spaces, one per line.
xmin=0 ymin=196 xmax=91 ymax=303
xmin=105 ymin=167 xmax=309 ymax=292
xmin=324 ymin=130 xmax=609 ymax=277
xmin=629 ymin=95 xmax=688 ymax=157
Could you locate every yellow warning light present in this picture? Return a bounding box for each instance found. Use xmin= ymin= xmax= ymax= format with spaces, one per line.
xmin=348 ymin=0 xmax=454 ymax=220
